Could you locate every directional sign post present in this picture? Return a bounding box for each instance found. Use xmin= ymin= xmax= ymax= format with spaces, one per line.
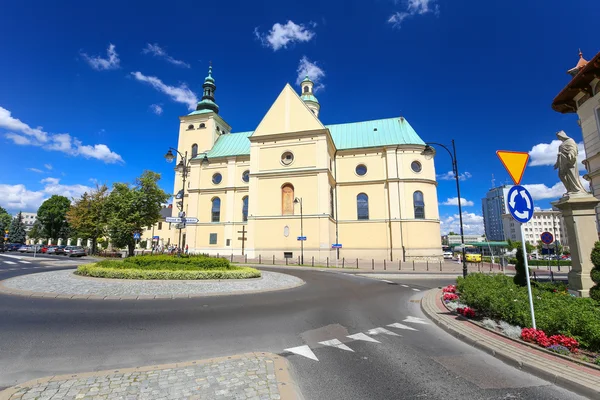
xmin=504 ymin=179 xmax=537 ymax=329
xmin=165 ymin=217 xmax=198 ymax=224
xmin=332 ymin=244 xmax=342 ymax=268
xmin=297 ymin=236 xmax=307 ymax=241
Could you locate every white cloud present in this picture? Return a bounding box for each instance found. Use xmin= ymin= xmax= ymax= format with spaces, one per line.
xmin=142 ymin=43 xmax=190 ymax=68
xmin=81 ymin=43 xmax=120 ymax=71
xmin=437 ymin=170 xmax=472 ymax=181
xmin=0 ymin=178 xmax=93 ymax=213
xmin=440 ymin=212 xmax=484 ymax=235
xmin=441 ymin=197 xmax=474 ymax=206
xmin=523 ymin=178 xmax=590 ymax=200
xmin=388 ymin=0 xmax=440 ymax=29
xmin=1 ymin=106 xmax=123 ymax=164
xmin=27 ymin=168 xmax=43 ymax=173
xmin=150 ymin=104 xmax=163 ymax=115
xmin=44 ymin=163 xmax=52 ymax=170
xmin=254 ymin=20 xmax=315 ymax=51
xmin=296 ymin=56 xmax=325 ymax=92
xmin=131 ymin=72 xmax=198 ymax=111
xmin=529 ymin=139 xmax=586 ymax=171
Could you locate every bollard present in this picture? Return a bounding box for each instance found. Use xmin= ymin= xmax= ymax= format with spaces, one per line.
xmin=426 ymin=260 xmax=428 ymax=271
xmin=384 ymin=260 xmax=386 ymax=270
xmin=372 ymin=259 xmax=374 ymax=270
xmin=478 ymin=263 xmax=480 ymax=272
xmin=489 ymin=262 xmax=492 ymax=272
xmin=231 ymin=254 xmax=233 ymax=262
xmin=286 ymin=257 xmax=288 ymax=265
xmin=273 ymin=255 xmax=275 ymax=265
xmin=342 ymin=257 xmax=345 ymax=268
xmin=413 ymin=260 xmax=415 ymax=271
xmin=356 ymin=258 xmax=359 ymax=269
xmin=245 ymin=254 xmax=248 ymax=263
xmin=312 ymin=256 xmax=314 ymax=267
xmin=327 ymin=257 xmax=329 ymax=268
xmin=399 ymin=260 xmax=401 ymax=271
xmin=551 ymin=270 xmax=555 ymax=282
xmin=217 ymin=253 xmax=219 ymax=259
xmin=259 ymin=254 xmax=261 ymax=264
xmin=533 ymin=271 xmax=537 ymax=281
xmin=439 ymin=260 xmax=442 ymax=272
xmin=298 ymin=256 xmax=300 ymax=265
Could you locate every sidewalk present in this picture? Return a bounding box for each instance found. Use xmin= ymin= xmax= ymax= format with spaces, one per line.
xmin=0 ymin=353 xmax=300 ymax=400
xmin=420 ymin=288 xmax=600 ymax=399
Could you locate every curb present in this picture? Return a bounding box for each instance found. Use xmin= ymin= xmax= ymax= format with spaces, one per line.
xmin=0 ymin=352 xmax=301 ymax=400
xmin=420 ymin=288 xmax=600 ymax=399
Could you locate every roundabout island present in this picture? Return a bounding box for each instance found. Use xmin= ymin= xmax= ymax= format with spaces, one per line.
xmin=0 ymin=254 xmax=304 ymax=299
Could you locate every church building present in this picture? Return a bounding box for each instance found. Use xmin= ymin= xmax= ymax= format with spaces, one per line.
xmin=151 ymin=66 xmax=443 ymax=261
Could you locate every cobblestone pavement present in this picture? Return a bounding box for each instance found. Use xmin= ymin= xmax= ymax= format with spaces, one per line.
xmin=0 ymin=270 xmax=304 ymax=299
xmin=0 ymin=353 xmax=299 ymax=400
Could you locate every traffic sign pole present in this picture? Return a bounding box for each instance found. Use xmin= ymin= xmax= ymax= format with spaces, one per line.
xmin=520 ymin=223 xmax=537 ymax=329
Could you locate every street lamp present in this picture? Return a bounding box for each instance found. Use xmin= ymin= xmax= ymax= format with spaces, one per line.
xmin=294 ymin=197 xmax=304 ymax=265
xmin=422 ymin=139 xmax=468 ymax=278
xmin=164 ymin=147 xmax=209 ymax=255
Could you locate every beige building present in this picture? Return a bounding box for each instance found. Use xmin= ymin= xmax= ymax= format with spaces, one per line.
xmin=552 ymin=50 xmax=600 ymax=230
xmin=146 ymin=66 xmax=442 ymax=261
xmin=502 ymin=210 xmax=569 ymax=247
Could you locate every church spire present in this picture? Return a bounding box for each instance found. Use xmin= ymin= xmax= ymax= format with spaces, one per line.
xmin=195 ymin=63 xmax=219 ymax=114
xmin=567 ymin=49 xmax=589 ymax=77
xmin=300 ymin=75 xmax=320 ymax=118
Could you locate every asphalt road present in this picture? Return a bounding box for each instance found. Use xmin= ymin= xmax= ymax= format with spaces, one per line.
xmin=0 ymin=253 xmax=584 ymax=399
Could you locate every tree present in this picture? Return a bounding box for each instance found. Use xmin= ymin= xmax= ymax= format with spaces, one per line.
xmin=37 ymin=195 xmax=71 ymax=240
xmin=67 ymin=184 xmax=109 ymax=255
xmin=0 ymin=206 xmax=11 ymax=238
xmin=589 ymin=242 xmax=600 ymax=301
xmin=513 ymin=247 xmax=527 ymax=286
xmin=8 ymin=212 xmax=26 ymax=244
xmin=105 ymin=171 xmax=169 ymax=256
xmin=28 ymin=219 xmax=44 ymax=243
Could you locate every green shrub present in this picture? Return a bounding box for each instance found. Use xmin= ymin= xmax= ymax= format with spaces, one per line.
xmin=98 ymin=255 xmax=230 ymax=271
xmin=590 ymin=242 xmax=600 ymax=302
xmin=456 ymin=273 xmax=600 ymax=351
xmin=76 ymin=264 xmax=260 ymax=280
xmin=514 ymin=248 xmax=527 ymax=286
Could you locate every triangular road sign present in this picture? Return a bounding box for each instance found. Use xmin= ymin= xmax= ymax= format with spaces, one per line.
xmin=496 ymin=151 xmax=529 ymax=185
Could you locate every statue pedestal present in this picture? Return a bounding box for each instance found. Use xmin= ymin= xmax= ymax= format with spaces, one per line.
xmin=553 ymin=194 xmax=600 ymax=297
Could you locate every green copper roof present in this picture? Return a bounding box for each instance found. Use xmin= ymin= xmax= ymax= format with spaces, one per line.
xmin=327 ymin=117 xmax=425 ymax=150
xmin=204 ymin=65 xmax=215 ymax=84
xmin=301 ymin=75 xmax=312 ymax=83
xmin=301 ymin=94 xmax=319 ymax=103
xmin=187 ymin=109 xmax=215 ymax=116
xmin=197 ymin=117 xmax=424 ymax=159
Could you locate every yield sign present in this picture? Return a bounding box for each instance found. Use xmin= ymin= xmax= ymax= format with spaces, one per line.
xmin=496 ymin=150 xmax=529 ymax=185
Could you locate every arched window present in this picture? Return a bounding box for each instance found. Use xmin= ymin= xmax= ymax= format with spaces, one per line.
xmin=303 ymin=86 xmax=309 ymax=93
xmin=199 ymin=123 xmax=206 ymax=129
xmin=242 ymin=196 xmax=249 ymax=222
xmin=282 ymin=184 xmax=294 ymax=215
xmin=211 ymin=197 xmax=221 ymax=222
xmin=357 ymin=193 xmax=369 ymax=220
xmin=414 ymin=191 xmax=425 ymax=219
xmin=187 ymin=124 xmax=194 ymax=130
xmin=191 ymin=144 xmax=198 ymax=158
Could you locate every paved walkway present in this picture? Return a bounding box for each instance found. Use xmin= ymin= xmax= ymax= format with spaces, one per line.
xmin=0 ymin=353 xmax=299 ymax=400
xmin=0 ymin=270 xmax=304 ymax=300
xmin=420 ymin=288 xmax=600 ymax=399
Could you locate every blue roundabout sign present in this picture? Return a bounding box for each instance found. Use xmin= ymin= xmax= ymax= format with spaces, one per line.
xmin=507 ymin=185 xmax=534 ymax=224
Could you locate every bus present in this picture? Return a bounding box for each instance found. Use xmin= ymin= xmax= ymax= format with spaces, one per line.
xmin=454 ymin=245 xmax=482 ymax=263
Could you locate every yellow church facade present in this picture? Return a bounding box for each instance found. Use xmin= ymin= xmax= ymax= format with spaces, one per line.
xmin=149 ymin=67 xmax=442 ymax=262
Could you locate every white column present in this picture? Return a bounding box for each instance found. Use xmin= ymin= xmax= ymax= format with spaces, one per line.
xmin=77 ymin=238 xmax=82 ymax=247
xmin=47 ymin=238 xmax=52 ymax=245
xmin=58 ymin=238 xmax=63 ymax=246
xmin=67 ymin=238 xmax=72 ymax=246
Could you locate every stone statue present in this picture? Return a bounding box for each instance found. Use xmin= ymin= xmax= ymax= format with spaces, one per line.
xmin=554 ymin=130 xmax=587 ymax=195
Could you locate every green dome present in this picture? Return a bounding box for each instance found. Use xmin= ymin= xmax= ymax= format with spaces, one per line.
xmin=301 ymin=93 xmax=319 ymax=103
xmin=301 ymin=75 xmax=312 ymax=83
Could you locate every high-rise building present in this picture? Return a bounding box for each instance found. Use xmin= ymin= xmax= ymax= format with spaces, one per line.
xmin=502 ymin=210 xmax=569 ymax=248
xmin=482 ymin=185 xmax=512 ymax=241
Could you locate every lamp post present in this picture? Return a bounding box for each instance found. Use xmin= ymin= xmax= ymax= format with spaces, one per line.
xmin=294 ymin=197 xmax=304 ymax=265
xmin=421 ymin=139 xmax=468 ymax=278
xmin=164 ymin=148 xmax=209 ymax=255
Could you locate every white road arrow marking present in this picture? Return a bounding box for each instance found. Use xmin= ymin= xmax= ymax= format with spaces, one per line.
xmin=284 ymin=345 xmax=319 ymax=361
xmin=318 ymin=339 xmax=354 ymax=352
xmin=403 ymin=316 xmax=429 ymax=325
xmin=347 ymin=333 xmax=381 ymax=343
xmin=4 ymin=261 xmax=16 ymax=265
xmin=387 ymin=323 xmax=418 ymax=331
xmin=520 ymin=190 xmax=531 ymax=209
xmin=367 ymin=327 xmax=400 ymax=336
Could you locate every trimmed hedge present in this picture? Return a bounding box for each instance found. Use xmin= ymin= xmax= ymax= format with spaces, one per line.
xmin=76 ymin=264 xmax=260 ymax=280
xmin=456 ymin=274 xmax=600 ymax=351
xmin=97 ymin=255 xmax=230 ymax=271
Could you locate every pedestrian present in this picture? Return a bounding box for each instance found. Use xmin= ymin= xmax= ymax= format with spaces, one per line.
xmin=185 ymin=244 xmax=188 ymax=255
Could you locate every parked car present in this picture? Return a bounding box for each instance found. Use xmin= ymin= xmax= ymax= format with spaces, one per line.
xmin=55 ymin=245 xmax=66 ymax=255
xmin=40 ymin=245 xmax=50 ymax=253
xmin=26 ymin=244 xmax=43 ymax=253
xmin=46 ymin=246 xmax=58 ymax=254
xmin=63 ymin=246 xmax=76 ymax=256
xmin=68 ymin=246 xmax=87 ymax=257
xmin=0 ymin=243 xmax=5 ymax=252
xmin=7 ymin=243 xmax=23 ymax=251
xmin=18 ymin=245 xmax=30 ymax=253
xmin=443 ymin=251 xmax=453 ymax=259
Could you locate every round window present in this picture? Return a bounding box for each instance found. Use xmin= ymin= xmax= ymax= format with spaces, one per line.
xmin=355 ymin=164 xmax=367 ymax=176
xmin=212 ymin=173 xmax=222 ymax=185
xmin=411 ymin=161 xmax=422 ymax=173
xmin=242 ymin=170 xmax=250 ymax=183
xmin=281 ymin=151 xmax=294 ymax=166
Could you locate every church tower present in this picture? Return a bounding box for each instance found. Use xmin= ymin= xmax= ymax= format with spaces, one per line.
xmin=300 ymin=76 xmax=320 ymax=118
xmin=195 ymin=65 xmax=219 ymax=114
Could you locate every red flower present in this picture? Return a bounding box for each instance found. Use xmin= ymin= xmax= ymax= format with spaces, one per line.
xmin=548 ymin=334 xmax=579 ymax=351
xmin=443 ymin=293 xmax=459 ymax=301
xmin=443 ymin=285 xmax=457 ymax=293
xmin=456 ymin=306 xmax=476 ymax=318
xmin=520 ymin=329 xmax=578 ymax=351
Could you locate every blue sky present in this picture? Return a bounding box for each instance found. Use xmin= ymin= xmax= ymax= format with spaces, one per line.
xmin=1 ymin=0 xmax=598 ymax=234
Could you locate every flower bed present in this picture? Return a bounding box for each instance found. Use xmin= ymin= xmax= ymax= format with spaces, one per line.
xmin=440 ymin=279 xmax=600 ymax=366
xmin=76 ymin=255 xmax=261 ymax=280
